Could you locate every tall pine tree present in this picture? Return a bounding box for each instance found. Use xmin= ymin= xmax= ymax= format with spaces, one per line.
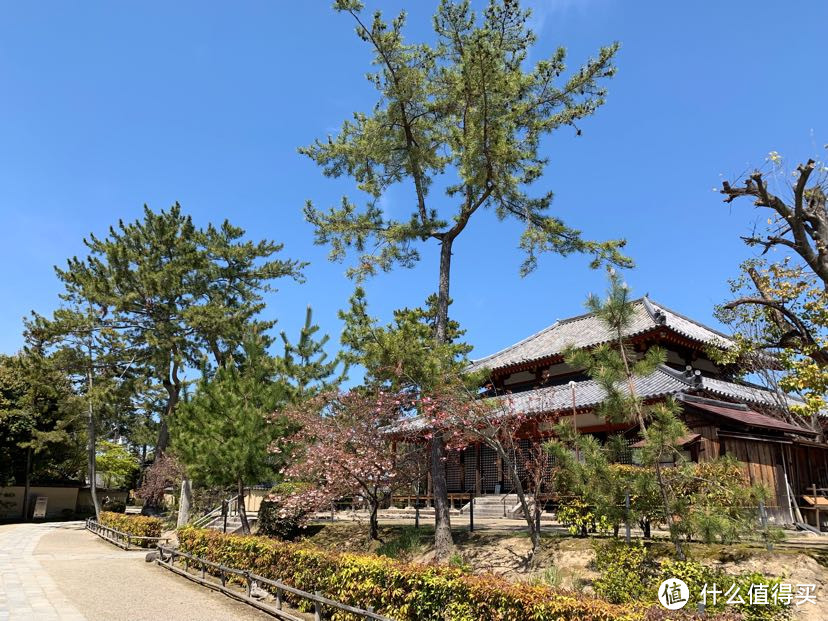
xmin=302 ymin=0 xmax=628 ymax=557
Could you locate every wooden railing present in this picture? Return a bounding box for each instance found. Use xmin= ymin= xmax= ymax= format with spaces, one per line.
xmin=85 ymin=518 xmax=169 ymax=550
xmin=155 ymin=545 xmax=394 ymax=621
xmin=388 ymin=493 xmax=473 ymax=507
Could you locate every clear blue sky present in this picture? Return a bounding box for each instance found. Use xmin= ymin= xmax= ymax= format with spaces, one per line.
xmin=1 ymin=1 xmax=826 ymax=366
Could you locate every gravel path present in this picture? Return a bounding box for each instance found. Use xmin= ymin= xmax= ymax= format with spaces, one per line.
xmin=0 ymin=521 xmax=273 ymax=621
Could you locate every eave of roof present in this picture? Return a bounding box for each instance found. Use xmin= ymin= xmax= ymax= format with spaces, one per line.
xmin=678 ymin=395 xmax=817 ymax=436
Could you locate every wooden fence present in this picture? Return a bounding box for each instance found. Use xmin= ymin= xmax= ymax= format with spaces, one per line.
xmin=155 ymin=545 xmax=394 ymax=621
xmin=85 ymin=518 xmax=169 ymax=550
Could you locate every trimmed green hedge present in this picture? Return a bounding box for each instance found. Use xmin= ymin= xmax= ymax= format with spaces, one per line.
xmin=178 ymin=526 xmax=642 ymax=621
xmin=99 ymin=511 xmax=162 ymax=547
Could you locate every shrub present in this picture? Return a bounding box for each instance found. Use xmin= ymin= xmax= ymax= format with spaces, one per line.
xmin=593 ymin=541 xmax=790 ymax=621
xmin=99 ymin=511 xmax=162 ymax=547
xmin=557 ymin=498 xmax=612 ymax=536
xmin=594 ymin=541 xmax=658 ymax=604
xmin=257 ymin=482 xmax=316 ymax=540
xmin=657 ymin=561 xmax=790 ymax=621
xmin=102 ymin=498 xmax=126 ymax=513
xmin=178 ymin=526 xmax=643 ymax=620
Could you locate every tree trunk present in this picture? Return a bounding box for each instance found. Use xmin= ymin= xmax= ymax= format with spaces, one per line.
xmin=155 ymin=420 xmax=169 ymax=458
xmin=177 ymin=478 xmax=192 ymax=527
xmin=86 ymin=371 xmax=101 ymax=521
xmin=430 ymin=238 xmax=455 ymax=560
xmin=501 ymin=448 xmax=540 ymax=555
xmin=369 ymin=499 xmax=380 ymax=541
xmin=431 ymin=436 xmax=453 ymax=559
xmin=155 ymin=386 xmax=178 ymax=457
xmin=237 ymin=479 xmax=250 ymax=535
xmin=654 ymin=460 xmax=685 ymax=560
xmin=22 ymin=447 xmax=32 ymax=521
xmin=156 ymin=357 xmax=182 ymax=459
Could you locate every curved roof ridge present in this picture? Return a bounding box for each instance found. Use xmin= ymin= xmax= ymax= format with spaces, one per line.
xmin=647 ymin=297 xmax=734 ymax=343
xmin=469 ymin=319 xmax=563 ymax=367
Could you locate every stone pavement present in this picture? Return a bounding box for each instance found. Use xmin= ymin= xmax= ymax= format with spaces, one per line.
xmin=0 ymin=521 xmax=272 ymax=621
xmin=0 ymin=522 xmax=86 ymax=621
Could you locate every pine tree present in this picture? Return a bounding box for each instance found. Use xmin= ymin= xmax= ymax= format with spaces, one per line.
xmin=276 ymin=306 xmax=346 ymax=402
xmin=25 ymin=303 xmax=138 ymax=519
xmin=171 ymin=336 xmax=292 ymax=534
xmin=559 ymin=270 xmax=689 ymax=559
xmin=34 ymin=204 xmax=304 ymax=458
xmin=302 ymin=0 xmax=627 ymax=558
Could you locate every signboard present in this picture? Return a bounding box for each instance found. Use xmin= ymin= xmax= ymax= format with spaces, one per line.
xmin=33 ymin=496 xmax=48 ymax=519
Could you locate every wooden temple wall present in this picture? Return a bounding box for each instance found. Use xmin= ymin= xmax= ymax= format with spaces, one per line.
xmin=719 ymin=437 xmax=786 ymax=509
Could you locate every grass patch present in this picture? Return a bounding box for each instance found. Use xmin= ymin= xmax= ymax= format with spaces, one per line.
xmin=376 ymin=526 xmax=428 ymax=559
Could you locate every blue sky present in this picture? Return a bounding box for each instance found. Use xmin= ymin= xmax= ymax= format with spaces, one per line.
xmin=1 ymin=0 xmax=826 ymax=367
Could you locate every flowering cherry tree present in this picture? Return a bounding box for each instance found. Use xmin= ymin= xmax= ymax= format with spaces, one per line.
xmin=271 ymin=389 xmax=421 ymax=541
xmin=414 ymin=380 xmax=552 ymax=555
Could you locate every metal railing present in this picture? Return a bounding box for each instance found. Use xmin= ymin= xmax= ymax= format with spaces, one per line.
xmin=155 ymin=545 xmax=394 ymax=621
xmin=85 ymin=518 xmax=169 ymax=550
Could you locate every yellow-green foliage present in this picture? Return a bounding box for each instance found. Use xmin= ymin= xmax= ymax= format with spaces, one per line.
xmin=593 ymin=541 xmax=790 ymax=621
xmin=99 ymin=511 xmax=162 ymax=546
xmin=178 ymin=526 xmax=643 ymax=621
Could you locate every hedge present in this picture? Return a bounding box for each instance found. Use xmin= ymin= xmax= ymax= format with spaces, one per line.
xmin=99 ymin=511 xmax=163 ymax=547
xmin=177 ymin=526 xmax=643 ymax=621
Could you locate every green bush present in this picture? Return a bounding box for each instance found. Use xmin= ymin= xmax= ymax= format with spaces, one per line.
xmin=178 ymin=526 xmax=643 ymax=621
xmin=594 ymin=541 xmax=658 ymax=604
xmin=99 ymin=511 xmax=162 ymax=547
xmin=658 ymin=561 xmax=790 ymax=621
xmin=102 ymin=498 xmax=126 ymax=513
xmin=556 ymin=498 xmax=612 ymax=536
xmin=593 ymin=541 xmax=790 ymax=621
xmin=257 ymin=482 xmax=313 ymax=540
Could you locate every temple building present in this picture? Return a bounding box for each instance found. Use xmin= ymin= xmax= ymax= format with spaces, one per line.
xmin=419 ymin=297 xmax=826 ymax=524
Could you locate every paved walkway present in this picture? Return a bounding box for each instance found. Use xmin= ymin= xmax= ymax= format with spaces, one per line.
xmin=0 ymin=521 xmax=272 ymax=621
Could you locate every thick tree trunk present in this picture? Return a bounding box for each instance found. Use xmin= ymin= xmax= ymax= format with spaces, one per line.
xmin=155 ymin=389 xmax=178 ymax=457
xmin=86 ymin=371 xmax=101 ymax=521
xmin=177 ymin=478 xmax=192 ymax=527
xmin=431 ymin=437 xmax=454 ymax=559
xmin=431 ymin=238 xmax=455 ymax=560
xmin=237 ymin=479 xmax=250 ymax=535
xmin=155 ymin=420 xmax=169 ymax=458
xmin=22 ymin=447 xmax=32 ymax=521
xmin=156 ymin=356 xmax=181 ymax=459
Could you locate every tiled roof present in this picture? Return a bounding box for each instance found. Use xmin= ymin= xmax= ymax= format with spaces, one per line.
xmin=701 ymin=376 xmax=804 ymax=410
xmin=631 ymin=433 xmax=701 ymax=449
xmin=678 ymin=396 xmax=817 ymax=436
xmin=468 ymin=297 xmax=734 ymax=374
xmin=390 ymin=366 xmax=810 ymax=436
xmin=490 ymin=366 xmax=687 ymax=415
